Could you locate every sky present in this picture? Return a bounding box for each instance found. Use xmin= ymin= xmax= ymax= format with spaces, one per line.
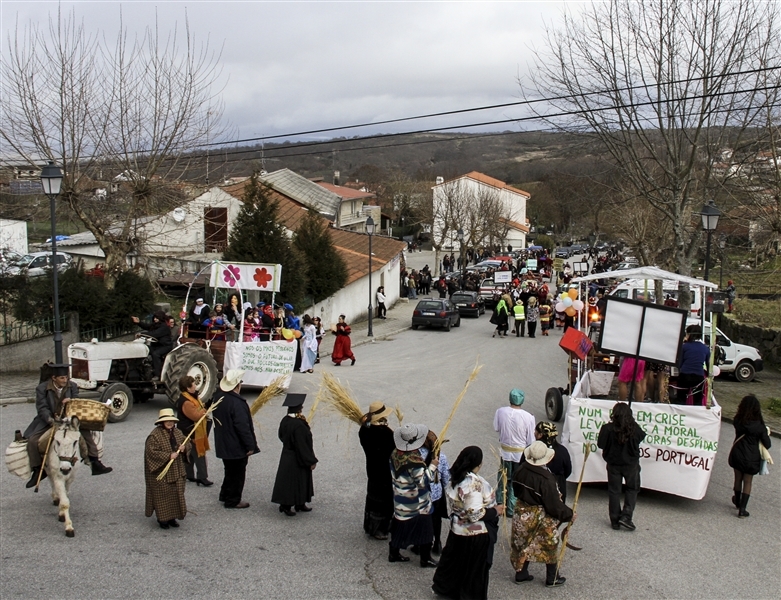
xmin=1 ymin=1 xmax=570 ymax=146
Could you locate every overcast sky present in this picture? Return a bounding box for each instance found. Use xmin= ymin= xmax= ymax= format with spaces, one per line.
xmin=2 ymin=1 xmax=570 ymax=145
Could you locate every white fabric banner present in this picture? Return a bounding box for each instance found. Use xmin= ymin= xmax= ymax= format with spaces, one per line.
xmin=209 ymin=261 xmax=282 ymax=292
xmin=562 ymin=394 xmax=722 ymax=500
xmin=223 ymin=341 xmax=295 ymax=388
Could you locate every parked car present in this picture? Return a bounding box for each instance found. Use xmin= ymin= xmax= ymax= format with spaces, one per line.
xmin=450 ymin=291 xmax=485 ymax=317
xmin=555 ymin=247 xmax=573 ymax=258
xmin=411 ymin=298 xmax=461 ymax=331
xmin=0 ymin=248 xmax=23 ymax=275
xmin=5 ymin=251 xmax=73 ymax=277
xmin=688 ymin=318 xmax=763 ymax=382
xmin=478 ymin=278 xmax=508 ymax=307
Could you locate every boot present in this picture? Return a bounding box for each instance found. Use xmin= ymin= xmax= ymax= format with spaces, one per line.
xmin=90 ymin=458 xmax=113 ymax=476
xmin=388 ymin=544 xmax=410 ymax=563
xmin=514 ymin=561 xmax=534 ymax=584
xmin=545 ymin=563 xmax=566 ymax=587
xmin=738 ymin=494 xmax=750 ymax=518
xmin=419 ymin=543 xmax=438 ymax=568
xmin=26 ymin=466 xmax=47 ymax=488
xmin=731 ymin=490 xmax=742 ymax=509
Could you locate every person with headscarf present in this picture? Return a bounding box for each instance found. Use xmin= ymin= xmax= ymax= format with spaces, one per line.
xmin=510 ymin=441 xmax=574 ymax=587
xmin=271 ymin=393 xmax=318 ymax=516
xmin=331 ymin=315 xmax=356 ymax=366
xmin=534 ymin=422 xmax=572 ymax=503
xmin=144 ymin=408 xmax=190 ymax=529
xmin=490 ymin=295 xmax=510 ymax=338
xmin=432 ymin=446 xmax=502 ymax=600
xmin=260 ymin=303 xmax=276 ymax=340
xmin=388 ymin=423 xmax=438 ymax=568
xmin=131 ymin=310 xmax=173 ymax=379
xmin=493 ymin=389 xmax=536 ymax=517
xmin=359 ymin=402 xmax=396 ymax=540
xmin=188 ymin=298 xmax=210 ymax=327
xmin=176 ymin=375 xmax=212 ymax=487
xmin=597 ymin=402 xmax=646 ymax=531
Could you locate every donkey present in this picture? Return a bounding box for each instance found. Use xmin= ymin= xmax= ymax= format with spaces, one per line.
xmin=44 ymin=416 xmax=82 ymax=537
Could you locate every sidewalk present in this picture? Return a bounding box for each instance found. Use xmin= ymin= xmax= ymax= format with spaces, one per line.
xmin=0 ymin=299 xmax=416 ymax=405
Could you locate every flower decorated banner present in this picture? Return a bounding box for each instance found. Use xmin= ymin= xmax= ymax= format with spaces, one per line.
xmin=209 ymin=261 xmax=282 ymax=292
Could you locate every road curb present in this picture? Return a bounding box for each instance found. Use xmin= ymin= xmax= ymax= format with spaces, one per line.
xmin=318 ymin=325 xmax=411 ymax=359
xmin=1 ymin=397 xmax=35 ymax=405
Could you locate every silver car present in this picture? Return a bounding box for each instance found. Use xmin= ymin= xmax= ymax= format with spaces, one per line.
xmin=6 ymin=251 xmax=73 ymax=277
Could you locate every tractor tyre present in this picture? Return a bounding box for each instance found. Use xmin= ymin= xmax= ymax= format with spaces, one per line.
xmin=102 ymin=382 xmax=134 ymax=423
xmin=545 ymin=387 xmax=564 ymax=422
xmin=163 ymin=345 xmax=219 ymax=406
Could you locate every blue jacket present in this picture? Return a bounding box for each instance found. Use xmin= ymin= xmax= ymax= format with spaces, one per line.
xmin=678 ymin=341 xmax=710 ymax=376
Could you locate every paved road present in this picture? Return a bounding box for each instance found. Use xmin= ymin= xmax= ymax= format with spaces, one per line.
xmin=2 ymin=253 xmax=780 ymax=599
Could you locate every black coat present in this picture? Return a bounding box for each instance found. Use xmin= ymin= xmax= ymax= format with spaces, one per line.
xmin=728 ymin=420 xmax=771 ymax=475
xmin=547 ymin=442 xmax=573 ymax=499
xmin=358 ymin=424 xmax=395 ymax=513
xmin=24 ymin=380 xmax=80 ymax=438
xmin=271 ymin=415 xmax=318 ymax=506
xmin=597 ymin=422 xmax=646 ymax=467
xmin=138 ymin=320 xmax=173 ymax=350
xmin=512 ymin=463 xmax=573 ymax=522
xmin=211 ymin=389 xmax=259 ymax=460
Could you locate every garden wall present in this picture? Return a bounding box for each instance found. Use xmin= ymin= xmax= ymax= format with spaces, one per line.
xmin=0 ymin=313 xmax=80 ymax=373
xmin=719 ymin=314 xmax=781 ymax=366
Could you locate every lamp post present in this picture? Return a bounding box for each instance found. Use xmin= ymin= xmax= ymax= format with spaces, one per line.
xmin=718 ymin=235 xmax=727 ymax=289
xmin=457 ymin=227 xmax=465 ymax=290
xmin=366 ymin=216 xmax=375 ymax=337
xmin=40 ymin=161 xmax=64 ymax=363
xmin=699 ymin=200 xmax=721 ymax=282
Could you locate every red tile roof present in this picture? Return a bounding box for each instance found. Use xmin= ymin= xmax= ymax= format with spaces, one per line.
xmin=440 ymin=171 xmax=531 ymax=198
xmin=316 ymin=181 xmax=376 ymax=200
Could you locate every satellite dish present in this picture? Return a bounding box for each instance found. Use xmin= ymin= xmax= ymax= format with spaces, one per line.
xmin=172 ymin=207 xmax=186 ymax=223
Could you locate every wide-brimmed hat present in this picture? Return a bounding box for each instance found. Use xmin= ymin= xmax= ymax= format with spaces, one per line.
xmin=155 ymin=408 xmax=179 ymax=425
xmin=219 ymin=369 xmax=245 ymax=392
xmin=524 ymin=440 xmax=555 ymax=466
xmin=394 ymin=423 xmax=428 ymax=451
xmin=366 ymin=401 xmax=393 ymax=424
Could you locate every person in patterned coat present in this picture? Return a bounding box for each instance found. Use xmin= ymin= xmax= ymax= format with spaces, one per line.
xmin=145 ymin=408 xmax=190 ymax=529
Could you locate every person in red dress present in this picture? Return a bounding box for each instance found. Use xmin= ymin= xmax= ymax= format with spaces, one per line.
xmin=331 ymin=315 xmax=356 ymax=366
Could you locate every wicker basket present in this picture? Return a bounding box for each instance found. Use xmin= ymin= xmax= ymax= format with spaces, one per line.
xmin=66 ymin=399 xmax=110 ymax=431
xmin=5 ymin=440 xmax=31 ymax=479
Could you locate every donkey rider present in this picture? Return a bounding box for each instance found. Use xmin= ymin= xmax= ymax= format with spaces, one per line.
xmin=23 ymin=364 xmax=113 ymax=488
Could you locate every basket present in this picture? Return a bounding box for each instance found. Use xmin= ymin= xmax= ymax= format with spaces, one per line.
xmin=66 ymin=399 xmax=110 ymax=431
xmin=5 ymin=440 xmax=31 ymax=479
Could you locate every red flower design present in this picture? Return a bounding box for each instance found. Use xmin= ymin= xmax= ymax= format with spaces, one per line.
xmin=222 ymin=264 xmax=241 ymax=287
xmin=253 ymin=267 xmax=272 ymax=288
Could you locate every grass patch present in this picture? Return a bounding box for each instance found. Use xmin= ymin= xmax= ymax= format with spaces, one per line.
xmin=766 ymin=397 xmax=781 ymax=418
xmin=731 ymin=298 xmax=781 ymax=329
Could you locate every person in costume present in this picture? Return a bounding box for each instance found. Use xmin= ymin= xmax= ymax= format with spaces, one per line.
xmin=420 ymin=431 xmax=450 ymax=555
xmin=534 ymin=422 xmax=572 ymax=503
xmin=432 ymin=446 xmax=503 ymax=600
xmin=271 ymin=393 xmax=319 ymax=516
xmin=493 ymin=389 xmax=536 ymax=516
xmin=144 ymin=408 xmax=190 ymax=529
xmin=299 ymin=315 xmax=318 ymax=373
xmin=510 ymin=441 xmax=574 ymax=587
xmin=212 ymin=369 xmax=259 ymax=509
xmin=176 ymin=375 xmax=212 ymax=486
xmin=23 ymin=364 xmax=112 ymax=488
xmin=331 ymin=315 xmax=356 ymax=366
xmin=187 ymin=298 xmax=211 ymax=337
xmin=359 ymin=401 xmax=396 ymax=540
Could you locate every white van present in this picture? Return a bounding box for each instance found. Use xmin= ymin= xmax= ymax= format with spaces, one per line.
xmin=686 ymin=318 xmax=764 ymax=382
xmin=610 ymin=279 xmax=702 ymax=315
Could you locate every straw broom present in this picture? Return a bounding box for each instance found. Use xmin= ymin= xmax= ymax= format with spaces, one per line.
xmin=394 ymin=403 xmax=404 ymax=425
xmin=156 ymin=398 xmax=222 ymax=481
xmin=433 ymin=357 xmax=482 ymax=456
xmin=250 ymin=376 xmax=288 ymax=416
xmin=308 ymin=382 xmax=324 ymax=422
xmin=320 ymin=372 xmax=363 ymax=425
xmin=489 ymin=444 xmax=511 ymax=551
xmin=554 ymin=444 xmax=591 ymax=579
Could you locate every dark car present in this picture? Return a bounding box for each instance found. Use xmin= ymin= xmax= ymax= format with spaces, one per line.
xmin=450 ymin=291 xmax=485 ymax=317
xmin=412 ymin=298 xmax=461 ymax=331
xmin=555 ymin=247 xmax=573 ymax=258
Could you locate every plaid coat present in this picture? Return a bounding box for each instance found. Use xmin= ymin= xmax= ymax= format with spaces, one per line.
xmin=144 ymin=426 xmax=190 ymax=521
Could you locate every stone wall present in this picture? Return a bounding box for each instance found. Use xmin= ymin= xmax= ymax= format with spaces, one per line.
xmin=718 ymin=314 xmax=781 ymax=366
xmin=0 ymin=313 xmax=80 ymax=373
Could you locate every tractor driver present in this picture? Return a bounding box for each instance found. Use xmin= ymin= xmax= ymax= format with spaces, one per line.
xmin=131 ymin=311 xmax=174 ymax=381
xmin=23 ymin=364 xmax=113 ymax=488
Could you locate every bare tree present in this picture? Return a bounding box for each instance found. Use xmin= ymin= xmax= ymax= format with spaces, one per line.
xmin=523 ymin=0 xmax=781 ymax=289
xmin=1 ymin=8 xmax=225 ymax=285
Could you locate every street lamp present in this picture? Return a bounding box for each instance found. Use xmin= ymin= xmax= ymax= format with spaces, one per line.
xmin=366 ymin=216 xmax=375 ymax=337
xmin=40 ymin=161 xmax=64 ymax=363
xmin=457 ymin=227 xmax=465 ymax=290
xmin=698 ymin=200 xmax=721 ymax=282
xmin=718 ymin=235 xmax=727 ymax=289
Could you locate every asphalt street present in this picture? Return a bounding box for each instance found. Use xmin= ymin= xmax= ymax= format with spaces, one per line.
xmin=2 ymin=251 xmax=780 ymax=599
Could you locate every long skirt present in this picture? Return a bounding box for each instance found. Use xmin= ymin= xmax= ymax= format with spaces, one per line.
xmin=332 ymin=335 xmax=355 ymax=364
xmin=390 ymin=514 xmax=433 ymax=549
xmin=432 ymin=531 xmax=492 ymax=600
xmin=300 ymin=346 xmax=316 ymax=372
xmin=510 ymin=501 xmax=561 ymax=568
xmin=364 ymin=494 xmax=393 ymax=537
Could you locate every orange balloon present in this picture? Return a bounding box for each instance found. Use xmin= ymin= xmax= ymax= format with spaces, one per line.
xmin=567 ymin=288 xmax=579 ymax=300
xmin=565 ymin=306 xmax=577 ymax=316
xmin=293 ymin=329 xmax=303 ymax=339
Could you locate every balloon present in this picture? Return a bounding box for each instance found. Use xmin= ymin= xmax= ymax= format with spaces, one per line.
xmin=565 ymin=307 xmax=577 ymax=316
xmin=563 ymin=297 xmax=573 ymax=308
xmin=568 ymin=288 xmax=579 ymax=299
xmin=572 ymin=300 xmax=584 ymax=311
xmin=712 ymin=366 xmax=721 ymax=377
xmin=556 ymin=302 xmax=566 ymax=312
xmin=293 ymin=329 xmax=303 ymax=339
xmin=560 ymin=292 xmax=569 ymax=300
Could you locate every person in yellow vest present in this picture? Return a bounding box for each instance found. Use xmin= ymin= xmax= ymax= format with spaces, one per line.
xmin=513 ymin=300 xmax=526 ymax=337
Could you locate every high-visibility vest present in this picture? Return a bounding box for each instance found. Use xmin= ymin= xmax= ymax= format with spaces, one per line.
xmin=513 ymin=303 xmax=525 ymax=320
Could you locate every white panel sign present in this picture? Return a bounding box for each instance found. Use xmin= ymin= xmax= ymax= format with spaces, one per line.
xmin=209 ymin=261 xmax=282 ymax=293
xmin=494 ymin=271 xmax=512 ymax=283
xmin=223 ymin=341 xmax=295 ymax=388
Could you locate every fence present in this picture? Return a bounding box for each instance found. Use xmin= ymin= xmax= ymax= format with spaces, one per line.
xmin=79 ymin=323 xmax=138 ymax=343
xmin=0 ymin=314 xmax=71 ymax=346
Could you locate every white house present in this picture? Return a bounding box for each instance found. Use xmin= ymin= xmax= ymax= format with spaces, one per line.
xmin=0 ymin=219 xmax=28 ymax=255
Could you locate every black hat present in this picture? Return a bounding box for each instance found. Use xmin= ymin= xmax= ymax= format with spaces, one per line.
xmin=49 ymin=363 xmax=71 ymax=377
xmin=282 ymin=393 xmax=306 ymax=408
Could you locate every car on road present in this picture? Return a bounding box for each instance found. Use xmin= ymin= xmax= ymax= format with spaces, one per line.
xmin=555 ymin=247 xmax=573 ymax=258
xmin=450 ymin=291 xmax=485 ymax=317
xmin=478 ymin=278 xmax=508 ymax=307
xmin=0 ymin=248 xmax=23 ymax=275
xmin=5 ymin=251 xmax=73 ymax=277
xmin=411 ymin=298 xmax=461 ymax=331
xmin=687 ymin=318 xmax=763 ymax=382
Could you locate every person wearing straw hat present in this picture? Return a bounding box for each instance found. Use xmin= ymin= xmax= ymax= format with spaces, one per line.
xmin=271 ymin=393 xmax=318 ymax=516
xmin=510 ymin=441 xmax=573 ymax=587
xmin=144 ymin=408 xmax=190 ymax=529
xmin=359 ymin=402 xmax=395 ymax=540
xmin=211 ymin=369 xmax=259 ymax=509
xmin=388 ymin=423 xmax=439 ymax=568
xmin=493 ymin=389 xmax=536 ymax=517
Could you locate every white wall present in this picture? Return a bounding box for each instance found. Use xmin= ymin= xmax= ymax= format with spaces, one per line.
xmin=0 ymin=219 xmax=28 ymax=254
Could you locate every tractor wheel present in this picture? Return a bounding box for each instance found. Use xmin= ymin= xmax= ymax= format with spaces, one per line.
xmin=545 ymin=387 xmax=564 ymax=422
xmin=102 ymin=383 xmax=134 ymax=423
xmin=163 ymin=345 xmax=218 ymax=406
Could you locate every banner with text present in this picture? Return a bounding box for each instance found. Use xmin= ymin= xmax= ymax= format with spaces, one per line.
xmin=562 ymin=394 xmax=721 ymax=500
xmin=209 ymin=261 xmax=282 ymax=293
xmin=223 ymin=341 xmax=295 ymax=388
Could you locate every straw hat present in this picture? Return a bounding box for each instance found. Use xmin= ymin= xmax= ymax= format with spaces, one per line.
xmin=155 ymin=408 xmax=179 ymax=425
xmin=524 ymin=440 xmax=555 ymax=466
xmin=393 ymin=423 xmax=428 ymax=451
xmin=219 ymin=369 xmax=245 ymax=392
xmin=366 ymin=401 xmax=393 ymax=424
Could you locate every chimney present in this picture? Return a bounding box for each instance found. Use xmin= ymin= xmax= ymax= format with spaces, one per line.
xmin=333 ymin=170 xmax=340 ymax=185
xmin=436 ymin=176 xmax=444 ymax=185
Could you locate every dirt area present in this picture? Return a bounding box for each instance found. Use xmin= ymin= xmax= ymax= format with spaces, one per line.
xmin=713 ymin=363 xmax=781 ymax=432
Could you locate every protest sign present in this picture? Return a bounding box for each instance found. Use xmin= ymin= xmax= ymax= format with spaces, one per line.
xmin=223 ymin=340 xmax=295 ymax=388
xmin=494 ymin=271 xmax=512 ymax=283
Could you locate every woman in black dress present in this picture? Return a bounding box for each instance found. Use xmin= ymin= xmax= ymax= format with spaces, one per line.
xmin=728 ymin=395 xmax=772 ymax=518
xmin=358 ymin=402 xmax=395 ymax=539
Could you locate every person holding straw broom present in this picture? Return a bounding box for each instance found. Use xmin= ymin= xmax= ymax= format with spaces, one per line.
xmin=176 ymin=375 xmax=213 ymax=487
xmin=144 ymin=409 xmax=190 ymax=529
xmin=359 ymin=402 xmax=396 ymax=540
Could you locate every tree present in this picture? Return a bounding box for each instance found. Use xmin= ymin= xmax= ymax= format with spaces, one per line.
xmin=1 ymin=8 xmax=225 ymax=286
xmin=524 ymin=0 xmax=781 ymax=288
xmin=223 ymin=175 xmax=308 ymax=307
xmin=293 ymin=210 xmax=348 ymax=303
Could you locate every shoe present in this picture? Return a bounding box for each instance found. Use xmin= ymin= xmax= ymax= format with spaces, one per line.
xmin=514 ymin=573 xmax=534 ymax=584
xmin=167 ymin=519 xmax=179 ymax=527
xmin=225 ymin=501 xmax=250 ymax=509
xmin=372 ymin=533 xmax=388 ymax=540
xmin=618 ymin=517 xmax=636 ymax=531
xmin=388 ymin=552 xmax=410 ymax=563
xmin=420 ymin=558 xmax=438 ymax=568
xmin=187 ymin=477 xmax=198 ymax=483
xmin=731 ymin=491 xmax=741 ymax=509
xmin=91 ymin=460 xmax=113 ymax=476
xmin=351 ymin=358 xmax=356 ymax=366
xmin=738 ymin=493 xmax=750 ymax=518
xmin=158 ymin=520 xmax=170 ymax=529
xmin=196 ymin=479 xmax=214 ymax=487
xmin=315 ymin=359 xmax=320 ymax=364
xmin=295 ymin=504 xmax=312 ymax=512
xmin=492 ymin=332 xmax=496 ymax=338
xmin=282 ymin=508 xmax=296 ymax=517
xmin=432 ymin=540 xmax=442 ymax=555
xmin=26 ymin=467 xmax=47 ymax=488
xmin=333 ymin=363 xmax=340 ymax=367
xmin=546 ymin=577 xmax=566 ymax=588
xmin=611 ymin=522 xmax=621 ymax=530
